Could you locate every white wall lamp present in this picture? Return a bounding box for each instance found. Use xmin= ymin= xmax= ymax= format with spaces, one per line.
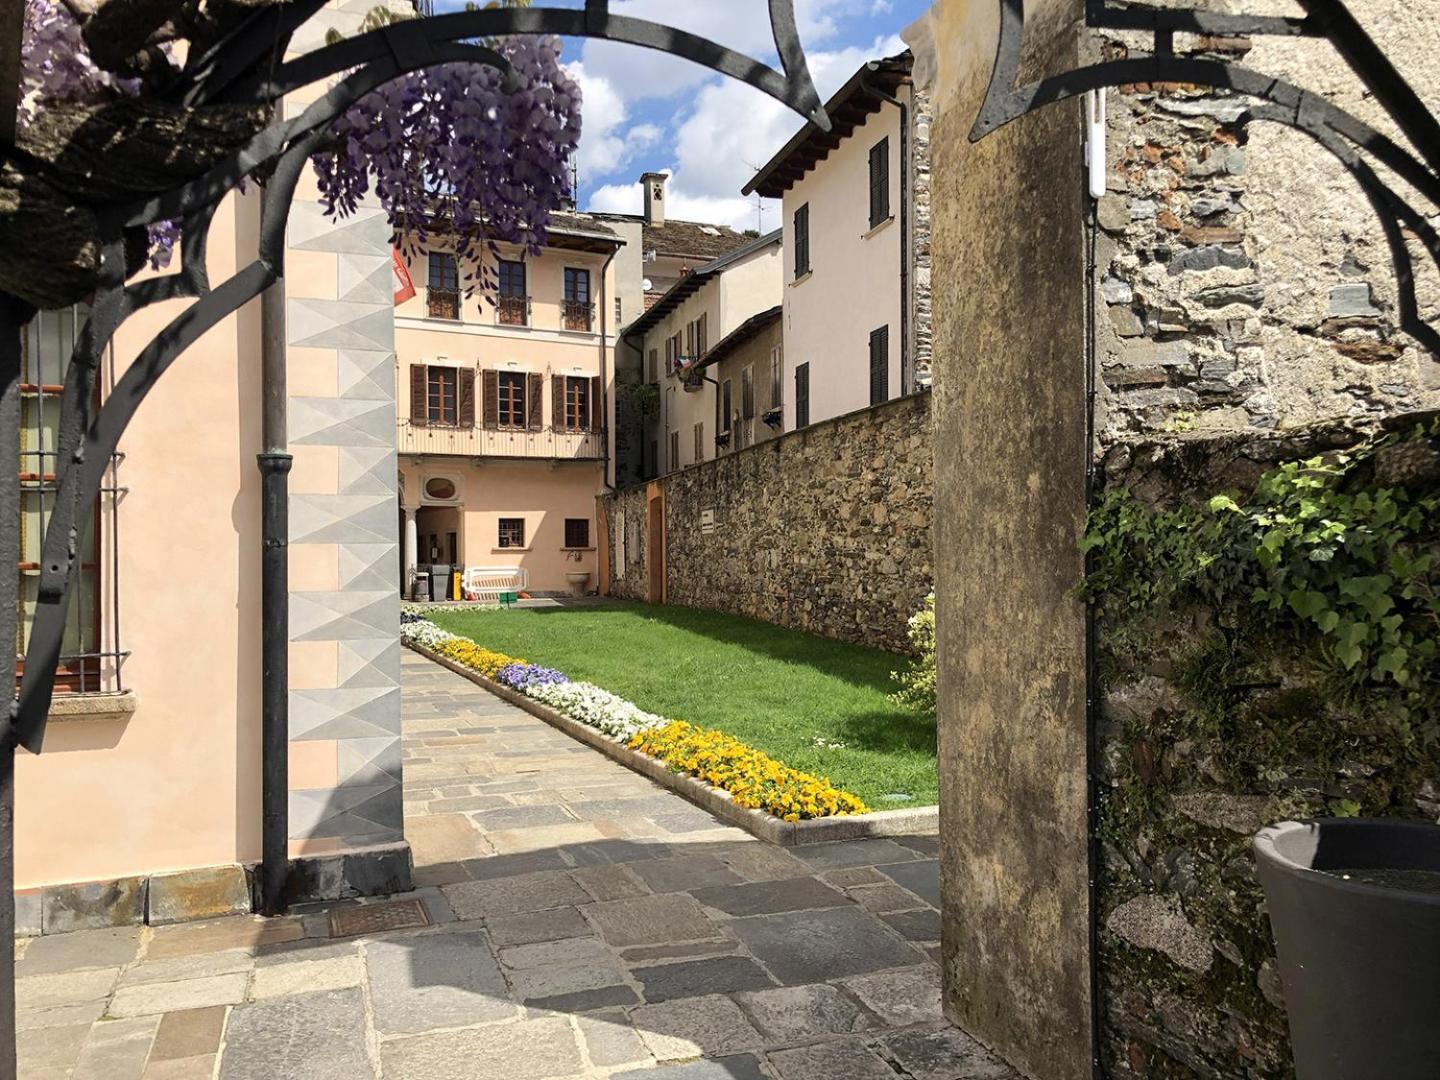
xmin=1084 ymin=89 xmax=1106 ymax=201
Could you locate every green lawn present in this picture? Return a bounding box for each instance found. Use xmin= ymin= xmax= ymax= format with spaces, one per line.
xmin=429 ymin=602 xmax=937 ymax=807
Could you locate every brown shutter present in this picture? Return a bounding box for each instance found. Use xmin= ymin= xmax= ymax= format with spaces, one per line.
xmin=552 ymin=375 xmax=565 ymax=432
xmin=482 ymin=369 xmax=499 ymax=429
xmin=590 ymin=376 xmax=603 ymax=433
xmin=457 ymin=368 xmax=476 ymax=428
xmin=523 ymin=373 xmax=542 ymax=430
xmin=410 ymin=364 xmax=428 ymax=425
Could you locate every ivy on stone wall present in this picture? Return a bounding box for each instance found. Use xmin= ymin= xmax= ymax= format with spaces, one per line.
xmin=1082 ymin=421 xmax=1440 ymax=744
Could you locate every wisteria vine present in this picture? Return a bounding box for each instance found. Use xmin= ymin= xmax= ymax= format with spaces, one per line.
xmin=17 ymin=0 xmax=582 ymax=289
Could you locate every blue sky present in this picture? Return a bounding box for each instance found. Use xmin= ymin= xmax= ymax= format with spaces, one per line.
xmin=448 ymin=1 xmax=933 ymax=231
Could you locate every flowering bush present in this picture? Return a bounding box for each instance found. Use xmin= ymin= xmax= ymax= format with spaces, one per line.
xmin=496 ymin=663 xmax=569 ymax=692
xmin=432 ymin=639 xmax=524 ymax=680
xmin=523 ymin=681 xmax=665 ymax=741
xmin=400 ymin=618 xmax=459 ymax=650
xmin=628 ymin=722 xmax=868 ymax=822
xmin=889 ymin=592 xmax=936 ymax=714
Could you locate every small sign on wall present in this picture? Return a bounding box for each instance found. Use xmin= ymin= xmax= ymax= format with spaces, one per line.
xmin=700 ymin=509 xmax=715 ymax=534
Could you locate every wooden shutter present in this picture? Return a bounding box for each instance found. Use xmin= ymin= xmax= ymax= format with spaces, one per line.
xmin=869 ymin=138 xmax=890 ymax=228
xmin=590 ymin=376 xmax=603 ymax=433
xmin=552 ymin=374 xmax=565 ymax=431
xmin=410 ymin=364 xmax=428 ymax=425
xmin=482 ymin=369 xmax=499 ymax=429
xmin=794 ymin=204 xmax=809 ymax=278
xmin=457 ymin=368 xmax=476 ymax=428
xmin=870 ymin=325 xmax=890 ymax=406
xmin=526 ymin=372 xmax=543 ymax=430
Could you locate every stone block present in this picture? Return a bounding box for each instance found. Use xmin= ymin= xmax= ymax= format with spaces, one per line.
xmin=633 ymin=955 xmax=775 ymax=1003
xmin=630 ymin=994 xmax=763 ymax=1061
xmin=1168 ymin=245 xmax=1251 ymax=274
xmin=629 ymin=855 xmax=741 ymax=893
xmin=583 ymin=894 xmax=717 ymax=948
xmin=442 ymin=869 xmax=590 ymax=920
xmin=877 ymin=1026 xmax=1016 ymax=1080
xmin=1119 ymin=341 xmax=1190 ymax=369
xmin=16 ymin=927 xmax=140 ymax=976
xmin=769 ymin=1039 xmax=898 ymax=1080
xmin=613 ymin=1055 xmax=769 ymax=1080
xmin=380 ymin=1017 xmax=583 ymax=1080
xmin=732 ymin=983 xmax=877 ymax=1044
xmin=728 ymin=906 xmax=925 ymax=985
xmin=843 ymin=965 xmax=943 ymax=1026
xmin=1329 ymin=282 xmax=1381 ymax=318
xmin=690 ymin=876 xmax=847 ymax=918
xmin=16 ymin=968 xmax=119 ymax=1009
xmin=219 ymin=988 xmax=372 ymax=1080
xmin=15 ymin=889 xmax=41 ymax=937
xmin=578 ymin=1009 xmax=652 ymax=1069
xmin=877 ymin=859 xmax=941 ymax=907
xmin=249 ymin=955 xmax=363 ymax=999
xmin=791 ymin=838 xmax=918 ymax=870
xmin=1105 ymin=894 xmax=1213 ymax=973
xmin=150 ymin=1006 xmax=228 ymax=1062
xmin=485 ymin=906 xmax=591 ymax=947
xmin=43 ymin=876 xmax=146 ymax=934
xmin=881 ymin=907 xmax=942 ymax=942
xmin=365 ymin=928 xmax=516 ymax=1034
xmin=72 ymin=1014 xmax=158 ymax=1079
xmin=107 ymin=973 xmax=249 ymax=1018
xmin=148 ymin=866 xmax=251 ymax=926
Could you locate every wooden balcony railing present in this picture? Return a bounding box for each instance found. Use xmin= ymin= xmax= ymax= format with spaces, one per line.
xmin=562 ymin=299 xmax=595 ymax=332
xmin=427 ymin=287 xmax=461 ymax=320
xmin=497 ymin=294 xmax=529 ymax=326
xmin=398 ymin=418 xmax=605 ymax=460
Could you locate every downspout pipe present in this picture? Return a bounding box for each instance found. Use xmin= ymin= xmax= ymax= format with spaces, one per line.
xmin=597 ymin=244 xmax=620 ymax=491
xmin=866 ymin=74 xmax=910 ymax=395
xmin=258 ymin=279 xmax=291 ymax=917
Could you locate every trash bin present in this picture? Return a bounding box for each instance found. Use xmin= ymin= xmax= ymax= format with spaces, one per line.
xmin=411 ymin=571 xmax=429 ymax=603
xmin=429 ymin=564 xmax=451 ymax=602
xmin=451 ymin=566 xmax=465 ymax=602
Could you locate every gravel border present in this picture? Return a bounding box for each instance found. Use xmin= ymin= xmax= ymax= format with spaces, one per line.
xmin=406 ymin=642 xmax=938 ymax=846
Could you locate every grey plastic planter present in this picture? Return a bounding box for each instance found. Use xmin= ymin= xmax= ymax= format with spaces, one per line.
xmin=1254 ymin=818 xmax=1440 ymax=1079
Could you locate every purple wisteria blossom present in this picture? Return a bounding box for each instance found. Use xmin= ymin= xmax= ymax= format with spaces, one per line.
xmin=496 ymin=663 xmax=569 ymax=691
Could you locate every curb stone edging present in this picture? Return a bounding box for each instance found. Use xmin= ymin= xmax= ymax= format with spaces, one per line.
xmin=406 ymin=641 xmax=939 ymax=846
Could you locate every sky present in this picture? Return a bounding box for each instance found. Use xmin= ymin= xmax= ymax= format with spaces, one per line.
xmin=439 ymin=1 xmax=934 ymax=233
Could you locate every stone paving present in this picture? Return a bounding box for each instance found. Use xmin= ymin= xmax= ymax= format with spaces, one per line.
xmin=14 ymin=650 xmax=1011 ymax=1079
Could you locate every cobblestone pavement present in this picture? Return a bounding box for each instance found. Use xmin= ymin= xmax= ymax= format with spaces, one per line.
xmin=14 ymin=651 xmax=1010 ymax=1079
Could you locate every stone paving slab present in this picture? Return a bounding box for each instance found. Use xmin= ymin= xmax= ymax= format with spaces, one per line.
xmin=17 ymin=652 xmax=1003 ymax=1080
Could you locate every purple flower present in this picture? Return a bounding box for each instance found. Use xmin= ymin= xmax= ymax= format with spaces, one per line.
xmin=497 ymin=663 xmax=568 ymax=690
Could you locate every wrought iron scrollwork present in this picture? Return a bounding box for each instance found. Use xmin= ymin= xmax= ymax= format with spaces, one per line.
xmin=9 ymin=1 xmax=830 ymax=749
xmin=970 ymin=0 xmax=1440 ymax=357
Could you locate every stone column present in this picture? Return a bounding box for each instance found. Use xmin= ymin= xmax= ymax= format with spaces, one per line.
xmin=922 ymin=1 xmax=1093 ymax=1078
xmin=403 ymin=507 xmax=418 ymax=599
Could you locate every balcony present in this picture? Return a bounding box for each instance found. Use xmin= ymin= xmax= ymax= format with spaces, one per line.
xmin=398 ymin=418 xmax=605 ymax=461
xmin=427 ymin=287 xmax=461 ymax=321
xmin=561 ymin=299 xmax=595 ymax=333
xmin=497 ymin=294 xmax=529 ymax=327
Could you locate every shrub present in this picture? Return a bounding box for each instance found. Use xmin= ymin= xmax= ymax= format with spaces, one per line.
xmin=890 ymin=592 xmax=936 ymax=713
xmin=629 ymin=721 xmax=869 ymax=821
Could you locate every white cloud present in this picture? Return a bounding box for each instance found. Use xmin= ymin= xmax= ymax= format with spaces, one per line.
xmin=567 ymin=62 xmax=664 ymax=190
xmin=589 ymin=179 xmax=778 ymax=233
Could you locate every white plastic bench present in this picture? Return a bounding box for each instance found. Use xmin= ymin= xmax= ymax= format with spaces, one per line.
xmin=463 ymin=566 xmax=529 ymax=602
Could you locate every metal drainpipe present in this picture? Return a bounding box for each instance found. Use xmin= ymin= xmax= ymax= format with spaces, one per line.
xmin=258 ymin=279 xmax=291 ymax=917
xmin=866 ymin=75 xmax=910 ymax=394
xmin=597 ymin=245 xmax=620 ymax=491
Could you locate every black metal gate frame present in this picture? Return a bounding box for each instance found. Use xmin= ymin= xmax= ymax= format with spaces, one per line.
xmin=0 ymin=0 xmax=1436 ymax=1073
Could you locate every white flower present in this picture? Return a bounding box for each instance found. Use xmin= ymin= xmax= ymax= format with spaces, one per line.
xmin=401 ymin=619 xmax=458 ymax=649
xmin=524 ymin=680 xmax=666 ymax=741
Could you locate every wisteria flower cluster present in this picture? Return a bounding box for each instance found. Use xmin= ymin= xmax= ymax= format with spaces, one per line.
xmin=496 ymin=663 xmax=569 ymax=692
xmin=313 ymin=35 xmax=583 ymax=280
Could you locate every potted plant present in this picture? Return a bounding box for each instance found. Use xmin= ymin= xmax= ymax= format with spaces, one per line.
xmin=1254 ymin=818 xmax=1440 ymax=1078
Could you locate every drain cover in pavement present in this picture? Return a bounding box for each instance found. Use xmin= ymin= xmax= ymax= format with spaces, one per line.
xmin=330 ymin=898 xmax=430 ymax=938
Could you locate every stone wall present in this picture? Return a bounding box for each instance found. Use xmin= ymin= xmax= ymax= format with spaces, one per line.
xmin=603 ymin=393 xmax=932 ymax=654
xmin=911 ymin=87 xmax=935 ymax=388
xmin=1095 ymin=9 xmax=1440 ymax=439
xmin=1092 ymin=415 xmax=1440 ymax=1078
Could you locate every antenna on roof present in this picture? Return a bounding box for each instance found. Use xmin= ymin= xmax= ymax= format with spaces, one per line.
xmin=742 ymin=159 xmax=765 ymax=232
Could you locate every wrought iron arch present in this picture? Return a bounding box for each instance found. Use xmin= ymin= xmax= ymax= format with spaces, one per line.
xmin=969 ymin=0 xmax=1440 ymax=357
xmin=7 ymin=1 xmax=832 ymax=750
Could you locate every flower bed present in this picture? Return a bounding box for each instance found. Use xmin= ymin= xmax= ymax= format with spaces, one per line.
xmin=400 ymin=612 xmax=868 ymax=820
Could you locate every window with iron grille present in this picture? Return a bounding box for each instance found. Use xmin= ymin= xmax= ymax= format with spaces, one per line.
xmin=18 ymin=306 xmax=125 ymax=694
xmin=497 ymin=259 xmax=527 ymax=325
xmin=564 ymin=518 xmax=590 ymax=548
xmin=497 ymin=371 xmax=526 ymax=427
xmin=869 ymin=137 xmax=891 ymax=229
xmin=869 ymin=325 xmax=890 ymax=406
xmin=498 ymin=518 xmax=526 ymax=548
xmin=428 ymin=366 xmax=458 ymax=424
xmin=795 ymin=362 xmax=810 ymax=428
xmin=564 ymin=376 xmax=591 ymax=431
xmin=563 ymin=268 xmax=593 ymax=331
xmin=427 ymin=251 xmax=460 ymax=319
xmin=793 ymin=203 xmax=810 ymax=278
xmin=615 ymin=296 xmax=623 ymax=325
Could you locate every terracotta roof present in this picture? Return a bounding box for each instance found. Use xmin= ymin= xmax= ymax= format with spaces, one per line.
xmin=744 ymin=52 xmax=912 ymax=200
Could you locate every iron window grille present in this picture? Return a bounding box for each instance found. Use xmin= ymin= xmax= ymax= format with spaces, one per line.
xmin=18 ymin=307 xmax=128 ymax=696
xmin=427 ymin=251 xmax=461 ymax=320
xmin=795 ymin=362 xmax=811 ymax=428
xmin=498 ymin=518 xmax=525 ymax=549
xmin=563 ymin=268 xmax=594 ymax=331
xmin=793 ymin=203 xmax=811 ymax=278
xmin=869 ymin=325 xmax=890 ymax=406
xmin=496 ymin=259 xmax=528 ymax=326
xmin=869 ymin=137 xmax=891 ymax=229
xmin=564 ymin=518 xmax=590 ymax=548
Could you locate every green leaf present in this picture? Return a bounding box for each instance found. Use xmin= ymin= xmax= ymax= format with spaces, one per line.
xmin=1287 ymin=589 xmax=1329 ymax=621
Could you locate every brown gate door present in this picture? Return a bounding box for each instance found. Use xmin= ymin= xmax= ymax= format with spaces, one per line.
xmin=646 ymin=487 xmax=664 ymax=604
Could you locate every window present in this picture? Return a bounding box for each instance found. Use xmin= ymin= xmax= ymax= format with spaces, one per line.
xmin=427 ymin=251 xmax=460 ymax=319
xmin=685 ymin=320 xmax=695 ymax=360
xmin=564 ymin=518 xmax=590 ymax=548
xmin=869 ymin=137 xmax=891 ymax=229
xmin=564 ymin=376 xmax=591 ymax=432
xmin=497 ymin=371 xmax=526 ymax=428
xmin=869 ymin=325 xmax=890 ymax=406
xmin=429 ymin=366 xmax=458 ymax=424
xmin=648 ymin=348 xmax=659 ymax=383
xmin=720 ymin=379 xmax=733 ymax=434
xmin=793 ymin=203 xmax=810 ymax=279
xmin=696 ymin=312 xmax=708 ymax=356
xmin=768 ymin=345 xmax=783 ymax=412
xmin=664 ymin=336 xmax=676 ymax=375
xmin=498 ymin=518 xmax=526 ymax=548
xmin=741 ymin=366 xmax=755 ymax=421
xmin=615 ymin=296 xmax=623 ymax=325
xmin=18 ymin=306 xmax=117 ymax=694
xmin=669 ymin=430 xmax=680 ymax=471
xmin=693 ymin=422 xmax=704 ymax=463
xmin=795 ymin=362 xmax=810 ymax=428
xmin=497 ymin=259 xmax=527 ymax=325
xmin=563 ymin=268 xmax=592 ymax=331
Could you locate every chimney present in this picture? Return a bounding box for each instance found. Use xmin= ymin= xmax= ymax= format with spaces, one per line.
xmin=642 ymin=172 xmax=667 ymax=227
